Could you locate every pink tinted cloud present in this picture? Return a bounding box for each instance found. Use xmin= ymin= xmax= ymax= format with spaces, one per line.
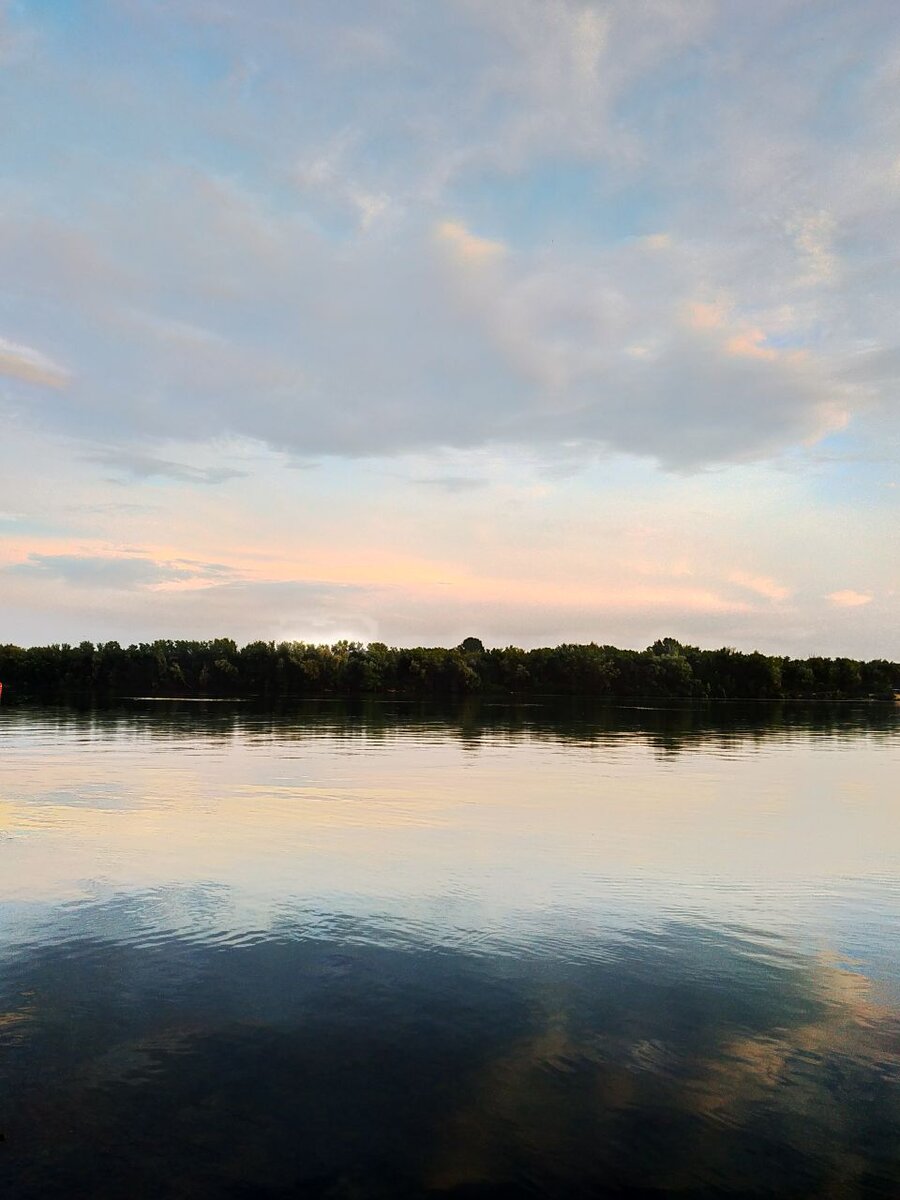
xmin=827 ymin=590 xmax=873 ymax=608
xmin=729 ymin=571 xmax=792 ymax=601
xmin=0 ymin=336 xmax=70 ymax=389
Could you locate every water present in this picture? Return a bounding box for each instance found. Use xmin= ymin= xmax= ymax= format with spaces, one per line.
xmin=1 ymin=699 xmax=898 ymax=1198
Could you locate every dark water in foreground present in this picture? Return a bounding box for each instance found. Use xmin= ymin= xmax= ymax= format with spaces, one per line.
xmin=1 ymin=700 xmax=898 ymax=1198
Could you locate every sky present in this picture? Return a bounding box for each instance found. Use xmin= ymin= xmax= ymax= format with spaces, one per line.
xmin=0 ymin=0 xmax=897 ymax=656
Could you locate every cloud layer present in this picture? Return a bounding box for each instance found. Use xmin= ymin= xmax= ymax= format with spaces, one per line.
xmin=0 ymin=1 xmax=896 ymax=652
xmin=1 ymin=1 xmax=897 ymax=470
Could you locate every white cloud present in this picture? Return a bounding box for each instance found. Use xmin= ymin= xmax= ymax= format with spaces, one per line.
xmin=0 ymin=173 xmax=871 ymax=470
xmin=0 ymin=3 xmax=897 ymax=475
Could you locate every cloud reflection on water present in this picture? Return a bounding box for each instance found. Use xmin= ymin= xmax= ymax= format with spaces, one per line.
xmin=0 ymin=908 xmax=897 ymax=1198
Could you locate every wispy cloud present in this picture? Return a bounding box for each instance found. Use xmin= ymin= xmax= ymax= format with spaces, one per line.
xmin=411 ymin=475 xmax=488 ymax=494
xmin=292 ymin=133 xmax=395 ymax=233
xmin=789 ymin=210 xmax=838 ymax=288
xmin=729 ymin=572 xmax=792 ymax=602
xmin=827 ymin=590 xmax=873 ymax=608
xmin=0 ymin=336 xmax=70 ymax=389
xmin=85 ymin=449 xmax=246 ymax=485
xmin=7 ymin=552 xmax=238 ymax=591
xmin=436 ymin=220 xmax=507 ymax=265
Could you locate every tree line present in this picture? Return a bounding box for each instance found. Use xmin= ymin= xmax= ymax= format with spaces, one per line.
xmin=0 ymin=636 xmax=896 ymax=701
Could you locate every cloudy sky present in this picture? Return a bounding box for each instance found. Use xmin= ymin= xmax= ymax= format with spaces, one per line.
xmin=1 ymin=0 xmax=897 ymax=655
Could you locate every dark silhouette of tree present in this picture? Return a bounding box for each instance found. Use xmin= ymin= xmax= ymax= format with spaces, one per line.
xmin=0 ymin=637 xmax=896 ymax=702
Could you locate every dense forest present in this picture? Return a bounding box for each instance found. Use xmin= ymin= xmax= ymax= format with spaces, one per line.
xmin=0 ymin=637 xmax=897 ymax=701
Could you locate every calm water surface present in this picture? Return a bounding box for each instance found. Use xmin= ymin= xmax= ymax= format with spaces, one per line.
xmin=1 ymin=700 xmax=898 ymax=1198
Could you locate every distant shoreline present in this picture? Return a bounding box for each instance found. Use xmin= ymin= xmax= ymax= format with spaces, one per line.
xmin=1 ymin=637 xmax=897 ymax=703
